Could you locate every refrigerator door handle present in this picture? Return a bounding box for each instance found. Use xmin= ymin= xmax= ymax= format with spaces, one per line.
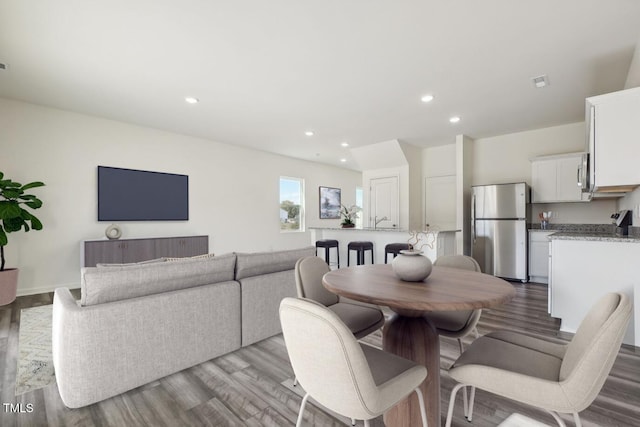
xmin=471 ymin=193 xmax=476 ymax=244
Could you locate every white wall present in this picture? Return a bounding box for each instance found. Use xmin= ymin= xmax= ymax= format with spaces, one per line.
xmin=619 ymin=187 xmax=640 ymax=226
xmin=471 ymin=122 xmax=616 ymax=224
xmin=399 ymin=141 xmax=424 ymax=230
xmin=423 ymin=144 xmax=455 ymax=177
xmin=0 ymin=98 xmax=361 ymax=295
xmin=471 ymin=122 xmax=586 ymax=185
xmin=624 ymin=37 xmax=640 ymax=89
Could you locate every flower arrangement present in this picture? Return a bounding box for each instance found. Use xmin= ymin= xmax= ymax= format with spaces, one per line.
xmin=340 ymin=204 xmax=360 ymax=227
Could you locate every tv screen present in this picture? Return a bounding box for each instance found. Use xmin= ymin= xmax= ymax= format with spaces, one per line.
xmin=98 ymin=166 xmax=189 ymax=221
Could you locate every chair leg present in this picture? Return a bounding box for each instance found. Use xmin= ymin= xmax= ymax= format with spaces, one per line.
xmin=296 ymin=393 xmax=310 ymax=427
xmin=445 ymin=383 xmax=466 ymax=427
xmin=414 ymin=387 xmax=428 ymax=427
xmin=462 ymin=386 xmax=468 ymax=418
xmin=573 ymin=412 xmax=582 ymax=427
xmin=467 ymin=386 xmax=476 ymax=421
xmin=546 ymin=410 xmax=567 ymax=427
xmin=351 ymin=418 xmax=356 ymax=426
xmin=457 ymin=338 xmax=464 ymax=355
xmin=293 ymin=377 xmax=297 ymax=387
xmin=364 ymin=420 xmax=370 ymax=427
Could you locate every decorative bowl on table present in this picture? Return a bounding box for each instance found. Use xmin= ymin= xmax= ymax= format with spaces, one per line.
xmin=391 ymin=249 xmax=433 ymax=282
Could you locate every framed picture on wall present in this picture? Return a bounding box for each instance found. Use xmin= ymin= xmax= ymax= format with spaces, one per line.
xmin=319 ymin=186 xmax=341 ymax=219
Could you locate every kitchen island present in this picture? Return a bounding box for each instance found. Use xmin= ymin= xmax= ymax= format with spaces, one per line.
xmin=549 ymin=231 xmax=640 ymax=346
xmin=309 ymin=227 xmax=458 ymax=267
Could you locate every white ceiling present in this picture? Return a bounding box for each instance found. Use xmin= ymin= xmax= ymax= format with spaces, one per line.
xmin=1 ymin=1 xmax=639 ymax=171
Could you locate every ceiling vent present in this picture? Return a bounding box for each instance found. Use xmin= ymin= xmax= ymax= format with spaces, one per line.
xmin=532 ymin=75 xmax=549 ymax=88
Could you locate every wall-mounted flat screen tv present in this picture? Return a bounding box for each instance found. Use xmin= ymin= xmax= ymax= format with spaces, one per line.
xmin=98 ymin=166 xmax=189 ymax=221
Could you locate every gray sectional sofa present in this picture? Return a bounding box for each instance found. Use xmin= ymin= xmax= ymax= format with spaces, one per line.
xmin=52 ymin=246 xmax=315 ymax=408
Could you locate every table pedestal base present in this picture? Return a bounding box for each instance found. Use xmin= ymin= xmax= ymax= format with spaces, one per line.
xmin=383 ymin=313 xmax=440 ymax=427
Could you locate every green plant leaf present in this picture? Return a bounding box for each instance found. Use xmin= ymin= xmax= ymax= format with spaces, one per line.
xmin=2 ymin=189 xmax=21 ymax=199
xmin=19 ymin=194 xmax=36 ymax=201
xmin=3 ymin=217 xmax=24 ymax=232
xmin=0 ymin=227 xmax=7 ymax=246
xmin=25 ymin=199 xmax=43 ymax=209
xmin=29 ymin=214 xmax=43 ymax=230
xmin=0 ymin=172 xmax=4 ymax=181
xmin=21 ymin=181 xmax=45 ymax=190
xmin=0 ymin=201 xmax=22 ymax=219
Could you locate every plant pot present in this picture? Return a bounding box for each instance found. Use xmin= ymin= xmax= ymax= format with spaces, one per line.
xmin=341 ymin=223 xmax=355 ymax=228
xmin=391 ymin=250 xmax=432 ymax=282
xmin=0 ymin=268 xmax=19 ymax=306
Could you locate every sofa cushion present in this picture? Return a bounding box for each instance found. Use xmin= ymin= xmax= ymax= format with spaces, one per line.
xmin=81 ymin=253 xmax=237 ymax=306
xmin=96 ymin=258 xmax=167 ymax=268
xmin=164 ymin=253 xmax=216 ymax=261
xmin=235 ymin=246 xmax=315 ymax=280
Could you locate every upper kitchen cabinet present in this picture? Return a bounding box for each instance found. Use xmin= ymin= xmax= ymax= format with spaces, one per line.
xmin=584 ymin=87 xmax=640 ymax=193
xmin=531 ymin=152 xmax=586 ymax=203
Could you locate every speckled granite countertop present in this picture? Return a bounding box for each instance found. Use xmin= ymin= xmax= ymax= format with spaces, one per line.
xmin=548 ymin=232 xmax=640 ymax=243
xmin=309 ymin=227 xmax=460 ymax=233
xmin=529 ymin=224 xmax=640 ymax=242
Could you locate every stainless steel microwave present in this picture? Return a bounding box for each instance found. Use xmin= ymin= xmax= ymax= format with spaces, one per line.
xmin=579 ymin=152 xmax=590 ymax=194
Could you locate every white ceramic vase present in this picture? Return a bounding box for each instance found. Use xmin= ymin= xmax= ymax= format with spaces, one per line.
xmin=391 ymin=250 xmax=433 ymax=282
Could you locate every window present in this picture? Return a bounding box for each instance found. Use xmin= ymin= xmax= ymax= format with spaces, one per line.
xmin=280 ymin=177 xmax=304 ymax=232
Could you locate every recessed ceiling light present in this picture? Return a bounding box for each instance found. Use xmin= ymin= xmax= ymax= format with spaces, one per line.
xmin=341 ymin=142 xmax=349 ymax=147
xmin=421 ymin=94 xmax=434 ymax=103
xmin=449 ymin=116 xmax=461 ymax=123
xmin=305 ymin=131 xmax=314 ymax=137
xmin=185 ymin=97 xmax=199 ymax=104
xmin=340 ymin=158 xmax=347 ymax=163
xmin=532 ymin=75 xmax=549 ymax=88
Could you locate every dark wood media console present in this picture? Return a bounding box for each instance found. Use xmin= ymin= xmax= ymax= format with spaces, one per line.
xmin=82 ymin=235 xmax=209 ymax=267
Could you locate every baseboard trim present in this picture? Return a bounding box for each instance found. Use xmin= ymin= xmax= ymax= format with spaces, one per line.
xmin=17 ymin=283 xmax=80 ymax=297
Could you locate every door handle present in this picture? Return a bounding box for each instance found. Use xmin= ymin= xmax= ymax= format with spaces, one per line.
xmin=471 ymin=194 xmax=476 ymax=244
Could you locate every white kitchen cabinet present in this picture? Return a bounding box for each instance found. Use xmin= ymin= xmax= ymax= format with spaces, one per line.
xmin=586 ymin=87 xmax=640 ymax=191
xmin=531 ymin=153 xmax=585 ymax=202
xmin=549 ymin=237 xmax=639 ymax=346
xmin=528 ymin=231 xmax=554 ymax=284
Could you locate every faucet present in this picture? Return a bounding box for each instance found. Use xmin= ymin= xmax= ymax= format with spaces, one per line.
xmin=374 ymin=216 xmax=388 ymax=229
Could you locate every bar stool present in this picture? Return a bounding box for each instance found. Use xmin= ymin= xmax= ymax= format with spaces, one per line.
xmin=384 ymin=243 xmax=413 ymax=264
xmin=315 ymin=239 xmax=340 ymax=268
xmin=347 ymin=241 xmax=374 ymax=266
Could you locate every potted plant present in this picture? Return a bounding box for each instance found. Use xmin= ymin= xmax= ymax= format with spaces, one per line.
xmin=0 ymin=171 xmax=45 ymax=305
xmin=340 ymin=204 xmax=360 ymax=228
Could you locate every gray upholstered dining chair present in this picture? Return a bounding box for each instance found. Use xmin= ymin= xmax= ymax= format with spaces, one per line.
xmin=279 ymin=297 xmax=429 ymax=427
xmin=445 ymin=292 xmax=632 ymax=427
xmin=294 ymin=256 xmax=385 ymax=339
xmin=424 ymin=255 xmax=483 ymax=354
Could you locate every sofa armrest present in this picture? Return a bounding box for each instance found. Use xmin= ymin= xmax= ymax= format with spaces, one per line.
xmin=52 ymin=282 xmax=241 ymax=408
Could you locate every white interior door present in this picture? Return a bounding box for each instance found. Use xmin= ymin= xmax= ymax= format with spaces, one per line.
xmin=424 ymin=175 xmax=456 ymax=230
xmin=369 ymin=176 xmax=398 ymax=228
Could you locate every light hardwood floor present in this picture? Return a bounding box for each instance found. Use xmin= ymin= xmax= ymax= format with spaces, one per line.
xmin=0 ymin=283 xmax=638 ymax=426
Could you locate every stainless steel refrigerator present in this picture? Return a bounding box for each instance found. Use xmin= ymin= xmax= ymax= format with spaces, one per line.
xmin=471 ymin=182 xmax=530 ymax=282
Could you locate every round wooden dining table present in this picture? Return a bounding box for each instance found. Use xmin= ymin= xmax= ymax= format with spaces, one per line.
xmin=322 ymin=263 xmax=515 ymax=427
